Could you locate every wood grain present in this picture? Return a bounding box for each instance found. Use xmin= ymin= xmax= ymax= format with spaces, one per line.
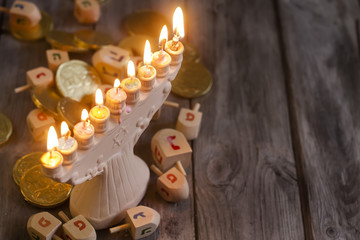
xmin=277 ymin=0 xmax=360 ymax=238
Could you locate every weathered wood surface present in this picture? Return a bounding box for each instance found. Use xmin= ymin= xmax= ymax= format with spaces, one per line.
xmin=277 ymin=0 xmax=360 ymax=239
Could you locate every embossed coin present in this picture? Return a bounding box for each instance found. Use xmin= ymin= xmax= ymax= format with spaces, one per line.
xmin=20 ymin=165 xmax=72 ymax=208
xmin=171 ymin=62 xmax=213 ymax=98
xmin=58 ymin=97 xmax=90 ymax=128
xmin=56 ymin=60 xmax=102 ymax=102
xmin=125 ymin=10 xmax=170 ymax=37
xmin=10 ymin=11 xmax=53 ymax=41
xmin=46 ymin=30 xmax=88 ymax=53
xmin=0 ymin=112 xmax=12 ymax=145
xmin=183 ymin=42 xmax=200 ymax=63
xmin=31 ymin=86 xmax=62 ymax=119
xmin=118 ymin=35 xmax=158 ymax=57
xmin=74 ymin=29 xmax=113 ymax=50
xmin=13 ymin=152 xmax=44 ymax=186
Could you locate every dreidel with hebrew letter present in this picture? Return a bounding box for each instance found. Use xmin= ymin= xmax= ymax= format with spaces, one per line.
xmin=150 ymin=163 xmax=189 ymax=202
xmin=92 ymin=45 xmax=130 ymax=84
xmin=27 ymin=212 xmax=62 ymax=240
xmin=74 ymin=0 xmax=100 ymax=24
xmin=9 ymin=1 xmax=41 ymax=29
xmin=15 ymin=67 xmax=54 ymax=93
xmin=151 ymin=128 xmax=192 ymax=172
xmin=46 ymin=49 xmax=70 ymax=72
xmin=176 ymin=103 xmax=202 ymax=140
xmin=109 ymin=205 xmax=160 ymax=239
xmin=58 ymin=211 xmax=96 ymax=240
xmin=27 ymin=109 xmax=55 ymax=141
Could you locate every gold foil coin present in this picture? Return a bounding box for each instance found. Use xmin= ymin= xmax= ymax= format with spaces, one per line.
xmin=31 ymin=86 xmax=62 ymax=119
xmin=56 ymin=60 xmax=102 ymax=102
xmin=58 ymin=97 xmax=90 ymax=128
xmin=10 ymin=11 xmax=53 ymax=41
xmin=46 ymin=30 xmax=88 ymax=53
xmin=74 ymin=29 xmax=113 ymax=50
xmin=125 ymin=10 xmax=170 ymax=38
xmin=13 ymin=152 xmax=44 ymax=186
xmin=118 ymin=35 xmax=158 ymax=57
xmin=20 ymin=165 xmax=72 ymax=208
xmin=171 ymin=62 xmax=213 ymax=98
xmin=183 ymin=42 xmax=200 ymax=63
xmin=0 ymin=112 xmax=12 ymax=145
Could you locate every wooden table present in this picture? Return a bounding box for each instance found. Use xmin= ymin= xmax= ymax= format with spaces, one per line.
xmin=1 ymin=0 xmax=360 ymax=239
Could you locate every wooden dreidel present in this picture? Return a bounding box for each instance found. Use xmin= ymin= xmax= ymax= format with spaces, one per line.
xmin=15 ymin=67 xmax=53 ymax=93
xmin=74 ymin=0 xmax=100 ymax=24
xmin=109 ymin=206 xmax=160 ymax=239
xmin=27 ymin=109 xmax=55 ymax=141
xmin=46 ymin=49 xmax=70 ymax=72
xmin=27 ymin=212 xmax=62 ymax=240
xmin=176 ymin=103 xmax=203 ymax=140
xmin=150 ymin=163 xmax=189 ymax=202
xmin=58 ymin=211 xmax=96 ymax=240
xmin=92 ymin=45 xmax=130 ymax=84
xmin=151 ymin=128 xmax=192 ymax=171
xmin=7 ymin=1 xmax=41 ymax=30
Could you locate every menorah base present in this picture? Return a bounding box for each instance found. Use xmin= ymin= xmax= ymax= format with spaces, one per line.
xmin=69 ymin=151 xmax=150 ymax=230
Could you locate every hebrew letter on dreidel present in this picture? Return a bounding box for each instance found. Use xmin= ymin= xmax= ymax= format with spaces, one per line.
xmin=176 ymin=103 xmax=203 ymax=140
xmin=59 ymin=211 xmax=96 ymax=240
xmin=27 ymin=212 xmax=62 ymax=240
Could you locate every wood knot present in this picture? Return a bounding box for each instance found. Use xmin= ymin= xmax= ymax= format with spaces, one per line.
xmin=325 ymin=226 xmax=339 ymax=238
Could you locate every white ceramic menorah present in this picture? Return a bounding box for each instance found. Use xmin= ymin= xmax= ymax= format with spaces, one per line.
xmin=43 ymin=58 xmax=182 ymax=230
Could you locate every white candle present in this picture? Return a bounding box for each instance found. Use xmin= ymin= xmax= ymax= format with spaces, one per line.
xmin=58 ymin=121 xmax=78 ymax=165
xmin=89 ymin=89 xmax=110 ymax=133
xmin=73 ymin=109 xmax=94 ymax=149
xmin=138 ymin=40 xmax=156 ymax=91
xmin=41 ymin=126 xmax=63 ymax=175
xmin=152 ymin=25 xmax=172 ymax=78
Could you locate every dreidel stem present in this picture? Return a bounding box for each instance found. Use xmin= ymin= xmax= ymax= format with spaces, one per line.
xmin=150 ymin=164 xmax=164 ymax=177
xmin=176 ymin=161 xmax=187 ymax=176
xmin=193 ymin=103 xmax=200 ymax=112
xmin=163 ymin=100 xmax=179 ymax=108
xmin=14 ymin=84 xmax=30 ymax=93
xmin=58 ymin=211 xmax=70 ymax=223
xmin=109 ymin=223 xmax=131 ymax=234
xmin=0 ymin=6 xmax=9 ymax=13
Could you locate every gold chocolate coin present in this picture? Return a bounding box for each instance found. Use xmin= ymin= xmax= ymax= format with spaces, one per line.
xmin=20 ymin=165 xmax=72 ymax=208
xmin=118 ymin=35 xmax=158 ymax=57
xmin=10 ymin=11 xmax=53 ymax=41
xmin=0 ymin=112 xmax=12 ymax=145
xmin=56 ymin=60 xmax=102 ymax=102
xmin=74 ymin=29 xmax=113 ymax=50
xmin=31 ymin=86 xmax=62 ymax=119
xmin=46 ymin=30 xmax=88 ymax=53
xmin=58 ymin=97 xmax=90 ymax=128
xmin=171 ymin=62 xmax=213 ymax=98
xmin=13 ymin=152 xmax=44 ymax=186
xmin=125 ymin=10 xmax=170 ymax=38
xmin=183 ymin=42 xmax=200 ymax=63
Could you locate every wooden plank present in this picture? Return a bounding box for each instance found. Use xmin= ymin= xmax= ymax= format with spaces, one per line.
xmin=276 ymin=0 xmax=360 ymax=238
xmin=186 ymin=0 xmax=304 ymax=239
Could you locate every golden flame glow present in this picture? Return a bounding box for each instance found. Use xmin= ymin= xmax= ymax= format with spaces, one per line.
xmin=173 ymin=7 xmax=184 ymax=38
xmin=144 ymin=40 xmax=152 ymax=65
xmin=127 ymin=60 xmax=135 ymax=78
xmin=159 ymin=25 xmax=168 ymax=46
xmin=61 ymin=121 xmax=69 ymax=137
xmin=95 ymin=89 xmax=103 ymax=106
xmin=114 ymin=78 xmax=120 ymax=88
xmin=81 ymin=109 xmax=89 ymax=122
xmin=47 ymin=126 xmax=58 ymax=151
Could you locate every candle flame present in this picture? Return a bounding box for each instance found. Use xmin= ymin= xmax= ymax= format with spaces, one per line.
xmin=81 ymin=109 xmax=89 ymax=122
xmin=114 ymin=78 xmax=120 ymax=88
xmin=159 ymin=25 xmax=168 ymax=48
xmin=144 ymin=40 xmax=152 ymax=65
xmin=61 ymin=121 xmax=69 ymax=137
xmin=127 ymin=60 xmax=135 ymax=78
xmin=173 ymin=7 xmax=184 ymax=38
xmin=47 ymin=126 xmax=58 ymax=151
xmin=95 ymin=89 xmax=103 ymax=106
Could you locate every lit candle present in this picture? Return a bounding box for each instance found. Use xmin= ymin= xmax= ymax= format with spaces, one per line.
xmin=105 ymin=78 xmax=127 ymax=116
xmin=58 ymin=121 xmax=78 ymax=165
xmin=165 ymin=7 xmax=185 ymax=66
xmin=73 ymin=109 xmax=95 ymax=149
xmin=121 ymin=60 xmax=141 ymax=104
xmin=152 ymin=25 xmax=172 ymax=78
xmin=41 ymin=126 xmax=63 ymax=175
xmin=89 ymin=89 xmax=110 ymax=133
xmin=138 ymin=40 xmax=157 ymax=91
